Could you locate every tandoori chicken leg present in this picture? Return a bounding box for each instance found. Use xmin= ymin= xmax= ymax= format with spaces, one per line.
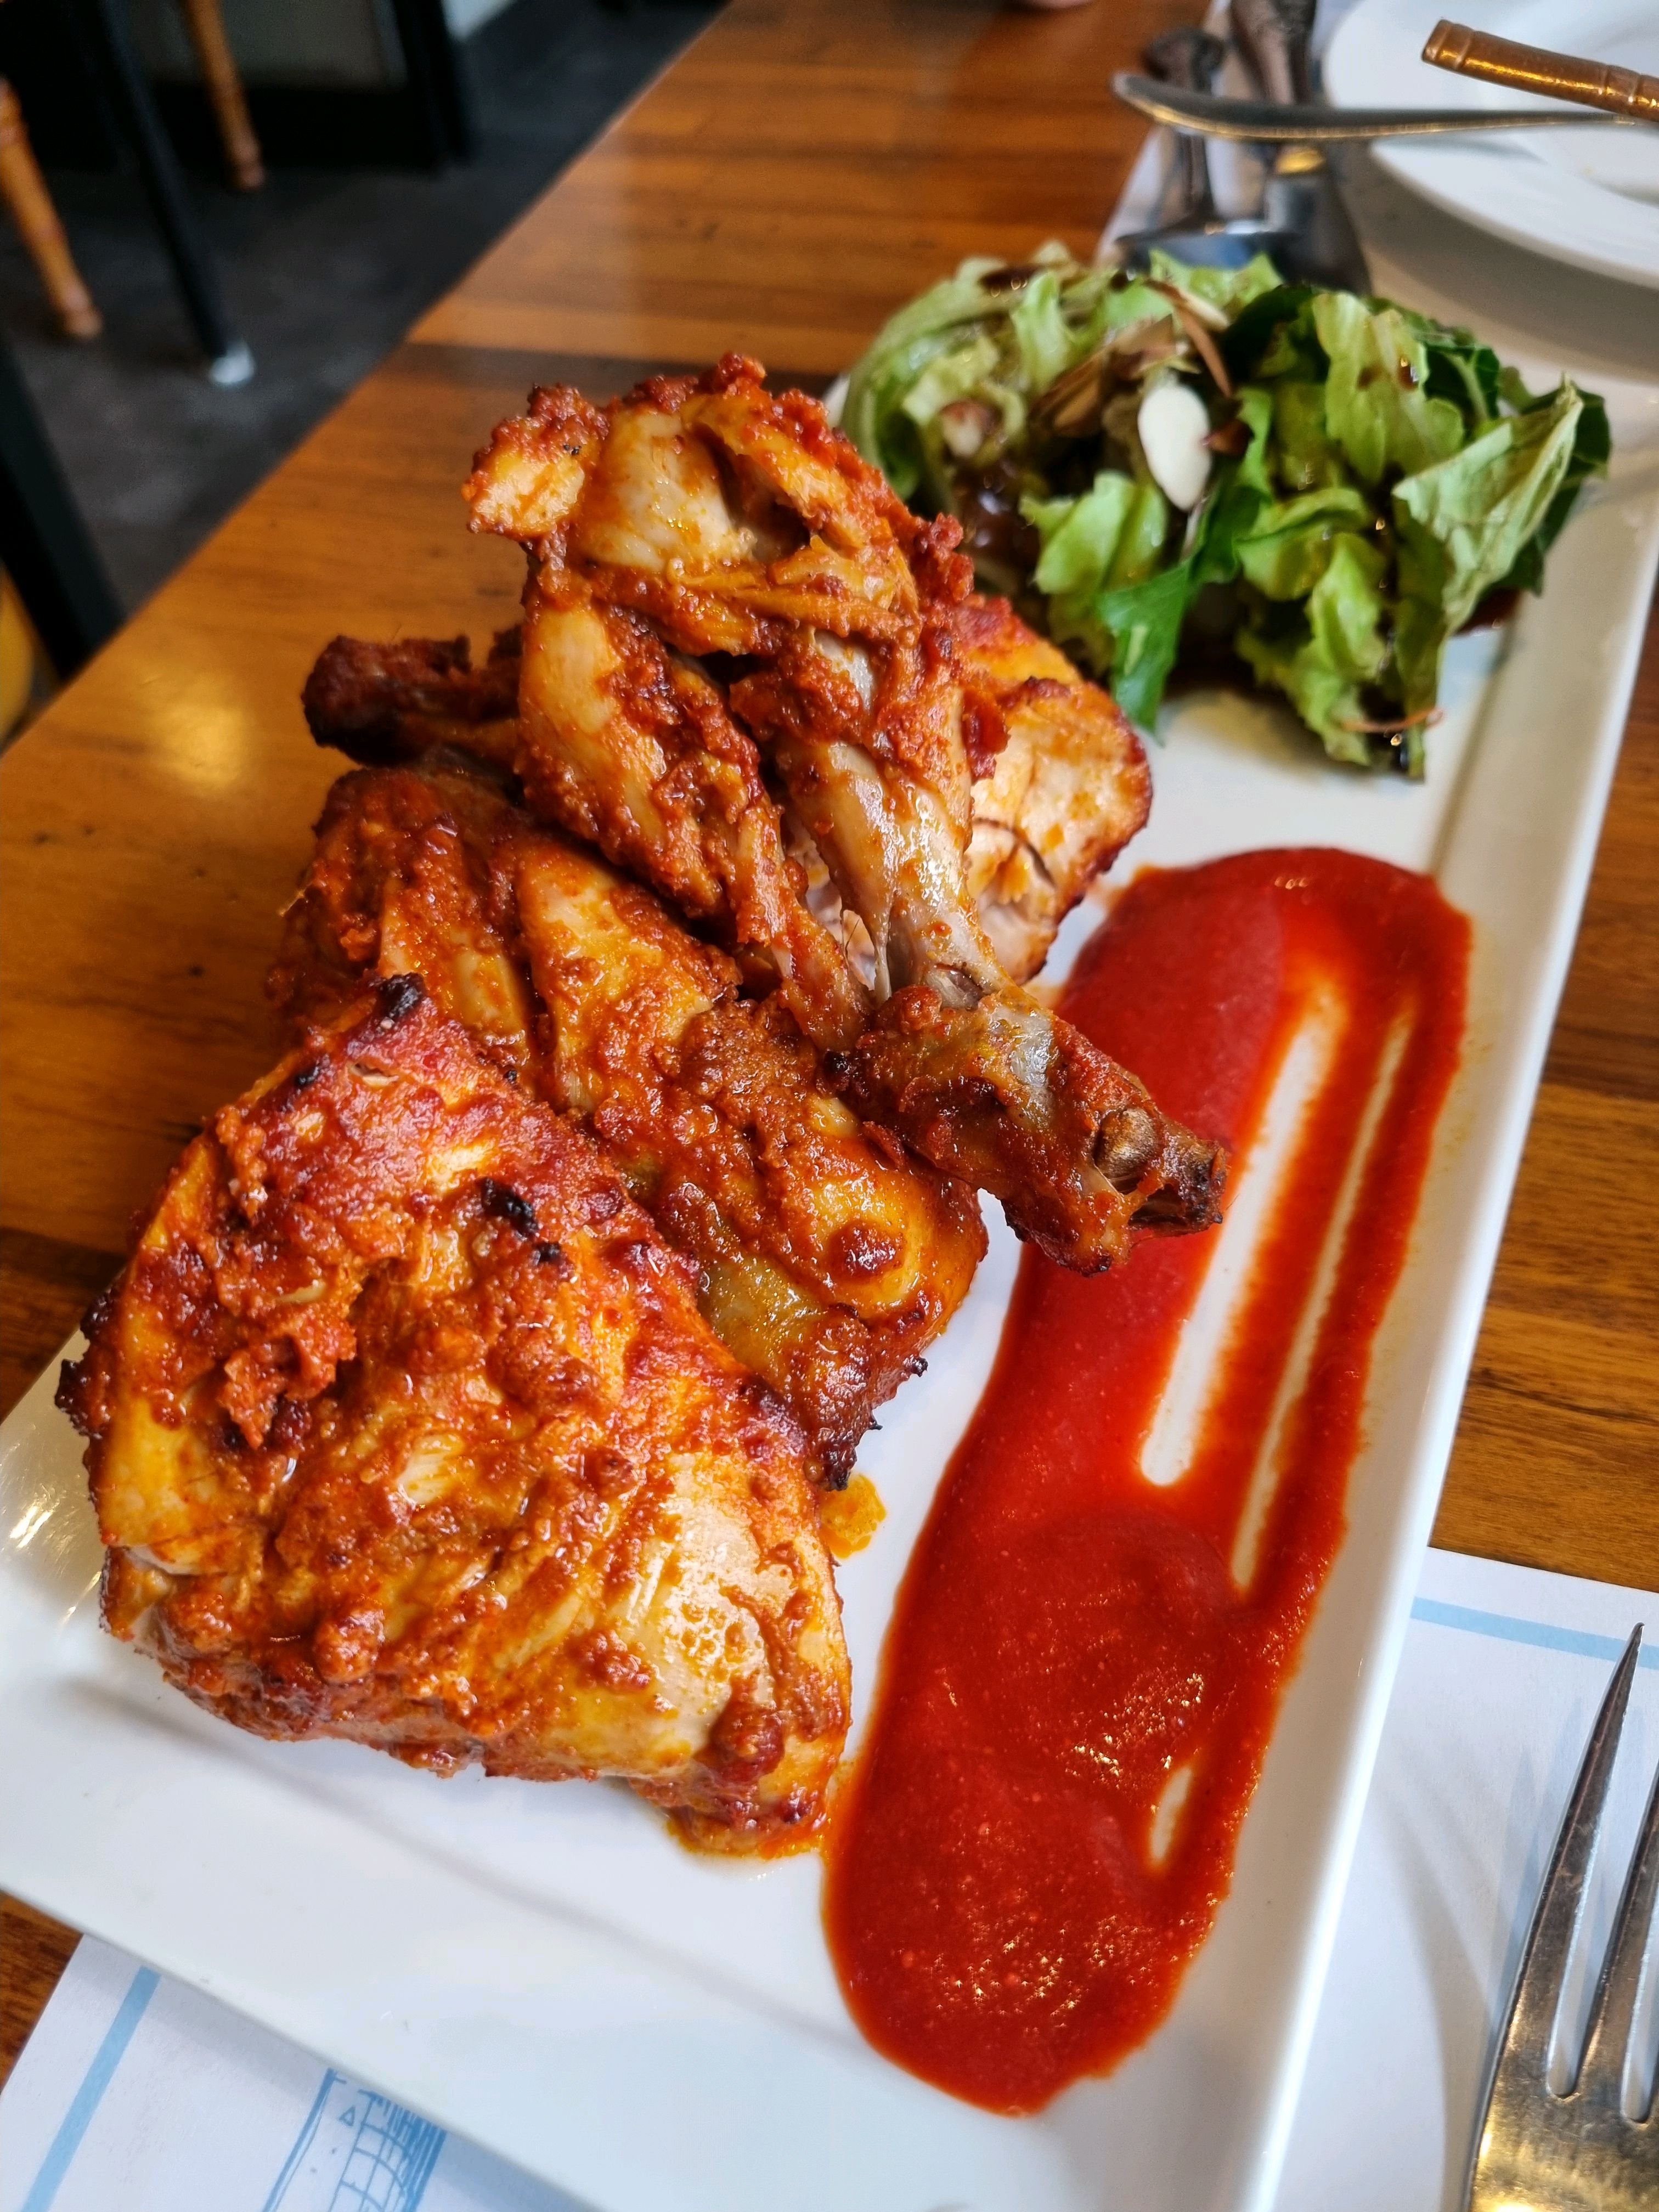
xmin=467 ymin=358 xmax=1222 ymax=1269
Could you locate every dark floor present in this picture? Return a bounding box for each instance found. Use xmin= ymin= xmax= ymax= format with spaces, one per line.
xmin=0 ymin=0 xmax=714 ymax=615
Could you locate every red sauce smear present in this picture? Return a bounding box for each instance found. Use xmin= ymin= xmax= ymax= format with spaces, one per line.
xmin=824 ymin=849 xmax=1470 ymax=2113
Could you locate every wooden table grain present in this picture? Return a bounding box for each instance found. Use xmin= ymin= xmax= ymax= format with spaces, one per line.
xmin=3 ymin=0 xmax=1656 ymax=2092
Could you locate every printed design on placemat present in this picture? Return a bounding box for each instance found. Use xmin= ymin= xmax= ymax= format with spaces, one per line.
xmin=263 ymin=2070 xmax=445 ymax=2212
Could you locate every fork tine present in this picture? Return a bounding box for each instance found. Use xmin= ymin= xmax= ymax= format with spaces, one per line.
xmin=1575 ymin=1690 xmax=1659 ymax=2117
xmin=1491 ymin=1625 xmax=1643 ymax=2083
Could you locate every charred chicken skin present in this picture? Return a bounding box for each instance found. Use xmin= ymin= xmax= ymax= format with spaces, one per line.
xmin=270 ymin=758 xmax=985 ymax=1482
xmin=463 ymin=357 xmax=1222 ymax=1270
xmin=60 ymin=979 xmax=849 ymax=1849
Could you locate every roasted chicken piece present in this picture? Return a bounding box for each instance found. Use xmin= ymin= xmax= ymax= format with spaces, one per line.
xmin=59 ymin=978 xmax=849 ymax=1849
xmin=951 ymin=593 xmax=1150 ymax=981
xmin=466 ymin=357 xmax=1221 ymax=1269
xmin=303 ymin=628 xmax=521 ymax=775
xmin=302 ymin=595 xmax=1150 ymax=987
xmin=270 ymin=757 xmax=985 ymax=1483
xmin=467 ymin=379 xmax=869 ymax=1052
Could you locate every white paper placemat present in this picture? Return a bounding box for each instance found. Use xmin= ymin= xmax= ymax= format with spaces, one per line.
xmin=6 ymin=1545 xmax=1655 ymax=2212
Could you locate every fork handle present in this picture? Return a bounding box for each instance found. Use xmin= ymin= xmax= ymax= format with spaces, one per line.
xmin=1230 ymin=0 xmax=1318 ymax=107
xmin=1144 ymin=27 xmax=1226 ymax=221
xmin=1424 ymin=20 xmax=1659 ymax=121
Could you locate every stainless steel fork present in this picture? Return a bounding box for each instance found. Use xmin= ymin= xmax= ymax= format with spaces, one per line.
xmin=1465 ymin=1624 xmax=1659 ymax=2212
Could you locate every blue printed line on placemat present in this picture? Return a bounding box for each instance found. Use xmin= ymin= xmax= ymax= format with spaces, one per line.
xmin=1412 ymin=1598 xmax=1658 ymax=1671
xmin=262 ymin=2069 xmax=340 ymax=2212
xmin=19 ymin=1965 xmax=159 ymax=2212
xmin=264 ymin=2067 xmax=447 ymax=2211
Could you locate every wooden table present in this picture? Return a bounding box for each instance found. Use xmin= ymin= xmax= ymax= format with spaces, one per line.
xmin=4 ymin=0 xmax=1656 ymax=2089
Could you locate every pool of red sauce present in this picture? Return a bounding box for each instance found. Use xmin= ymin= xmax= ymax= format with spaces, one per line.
xmin=823 ymin=848 xmax=1470 ymax=2114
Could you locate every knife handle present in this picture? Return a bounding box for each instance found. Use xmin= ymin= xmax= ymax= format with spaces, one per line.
xmin=1424 ymin=20 xmax=1659 ymax=121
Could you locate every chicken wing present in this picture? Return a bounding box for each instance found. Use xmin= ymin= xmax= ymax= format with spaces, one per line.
xmin=467 ymin=358 xmax=1222 ymax=1270
xmin=302 ymin=594 xmax=1149 ymax=987
xmin=269 ymin=758 xmax=986 ymax=1483
xmin=302 ymin=628 xmax=522 ymax=775
xmin=59 ymin=978 xmax=849 ymax=1850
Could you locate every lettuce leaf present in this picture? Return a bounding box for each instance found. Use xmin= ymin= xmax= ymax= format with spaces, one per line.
xmin=1026 ymin=474 xmax=1168 ymax=599
xmin=1407 ymin=314 xmax=1502 ymax=428
xmin=1392 ymin=381 xmax=1588 ymax=714
xmin=1271 ymin=380 xmax=1345 ymax=491
xmin=1497 ymin=387 xmax=1611 ymax=595
xmin=1145 ymin=250 xmax=1282 ymax=321
xmin=1218 ymin=284 xmax=1318 ymax=384
xmin=1311 ymin=294 xmax=1466 ymax=486
xmin=1022 ymin=473 xmax=1174 ymax=702
xmin=1234 ymin=484 xmax=1375 ymax=599
xmin=899 ymin=334 xmax=1001 ymax=427
xmin=1236 ymin=533 xmax=1390 ymax=768
xmin=1007 ymin=263 xmax=1136 ymax=391
xmin=845 ymin=334 xmax=957 ymax=499
xmin=1189 ymin=384 xmax=1276 ymax=589
xmin=842 ymin=264 xmax=1012 ymax=492
xmin=1097 ymin=561 xmax=1194 ymax=726
xmin=1009 ymin=269 xmax=1079 ymax=391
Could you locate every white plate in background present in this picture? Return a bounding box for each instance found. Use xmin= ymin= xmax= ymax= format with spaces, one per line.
xmin=1327 ymin=0 xmax=1659 ymax=289
xmin=5 ymin=242 xmax=1659 ymax=2212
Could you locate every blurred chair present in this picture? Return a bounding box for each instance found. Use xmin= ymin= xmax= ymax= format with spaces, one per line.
xmin=0 ymin=0 xmax=471 ymax=383
xmin=0 ymin=337 xmax=122 ymax=682
xmin=63 ymin=0 xmax=253 ymax=381
xmin=0 ymin=75 xmax=101 ymax=338
xmin=176 ymin=0 xmax=263 ymax=190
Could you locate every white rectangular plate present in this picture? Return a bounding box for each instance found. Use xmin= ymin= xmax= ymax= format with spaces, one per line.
xmin=5 ymin=184 xmax=1659 ymax=2212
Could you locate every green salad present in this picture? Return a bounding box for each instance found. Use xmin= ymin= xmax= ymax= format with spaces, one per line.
xmin=843 ymin=245 xmax=1609 ymax=774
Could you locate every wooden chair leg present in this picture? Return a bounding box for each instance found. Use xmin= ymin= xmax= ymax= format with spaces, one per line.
xmin=0 ymin=80 xmax=102 ymax=341
xmin=174 ymin=0 xmax=263 ymax=191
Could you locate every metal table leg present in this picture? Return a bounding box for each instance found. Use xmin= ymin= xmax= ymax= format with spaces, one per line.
xmin=65 ymin=0 xmax=253 ymax=382
xmin=0 ymin=339 xmax=122 ymax=677
xmin=388 ymin=0 xmax=474 ymax=166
